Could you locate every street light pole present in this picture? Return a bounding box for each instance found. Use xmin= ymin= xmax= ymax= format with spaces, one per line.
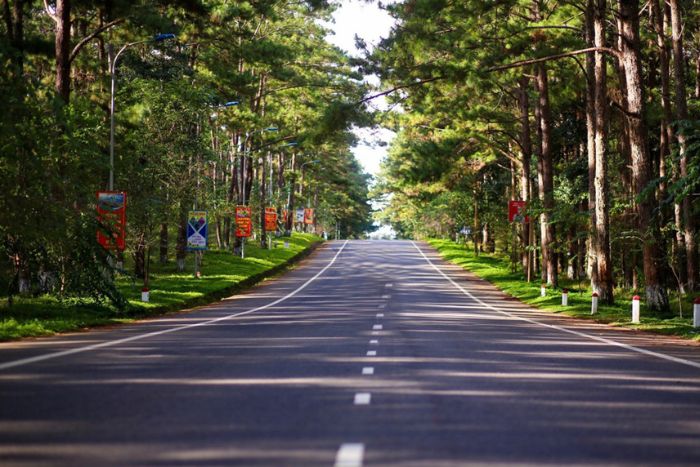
xmin=108 ymin=33 xmax=175 ymax=191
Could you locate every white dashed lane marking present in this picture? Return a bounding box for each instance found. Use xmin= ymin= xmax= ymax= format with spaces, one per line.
xmin=334 ymin=443 xmax=364 ymax=467
xmin=372 ymin=324 xmax=383 ymax=330
xmin=362 ymin=367 xmax=374 ymax=375
xmin=366 ymin=350 xmax=377 ymax=356
xmin=354 ymin=393 xmax=371 ymax=405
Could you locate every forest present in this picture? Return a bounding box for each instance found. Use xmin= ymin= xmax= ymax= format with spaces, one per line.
xmin=0 ymin=0 xmax=374 ymax=305
xmin=373 ymin=0 xmax=700 ymax=313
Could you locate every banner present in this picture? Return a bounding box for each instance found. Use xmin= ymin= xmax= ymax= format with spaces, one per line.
xmin=304 ymin=208 xmax=314 ymax=225
xmin=96 ymin=191 xmax=127 ymax=251
xmin=235 ymin=205 xmax=252 ymax=237
xmin=508 ymin=200 xmax=529 ymax=223
xmin=264 ymin=207 xmax=278 ymax=232
xmin=295 ymin=208 xmax=305 ymax=223
xmin=186 ymin=211 xmax=208 ymax=251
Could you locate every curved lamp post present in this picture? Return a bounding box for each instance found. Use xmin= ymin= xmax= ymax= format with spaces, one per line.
xmin=108 ymin=33 xmax=176 ymax=190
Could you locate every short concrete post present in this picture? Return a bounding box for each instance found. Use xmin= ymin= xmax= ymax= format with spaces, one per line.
xmin=561 ymin=288 xmax=568 ymax=306
xmin=541 ymin=283 xmax=546 ymax=297
xmin=693 ymin=297 xmax=700 ymax=328
xmin=632 ymin=295 xmax=640 ymax=324
xmin=141 ymin=287 xmax=150 ymax=303
xmin=591 ymin=292 xmax=598 ymax=315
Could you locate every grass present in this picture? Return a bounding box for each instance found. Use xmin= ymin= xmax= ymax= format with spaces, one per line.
xmin=0 ymin=233 xmax=321 ymax=341
xmin=429 ymin=239 xmax=700 ymax=342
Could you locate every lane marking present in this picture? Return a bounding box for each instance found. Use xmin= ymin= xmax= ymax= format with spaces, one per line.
xmin=366 ymin=350 xmax=377 ymax=356
xmin=369 ymin=340 xmax=379 ymax=345
xmin=372 ymin=324 xmax=383 ymax=330
xmin=412 ymin=241 xmax=700 ymax=371
xmin=376 ymin=313 xmax=384 ymax=318
xmin=381 ymin=294 xmax=391 ymax=299
xmin=0 ymin=241 xmax=350 ymax=371
xmin=362 ymin=367 xmax=375 ymax=375
xmin=377 ymin=304 xmax=386 ymax=309
xmin=385 ymin=283 xmax=393 ymax=288
xmin=334 ymin=443 xmax=364 ymax=467
xmin=354 ymin=393 xmax=371 ymax=405
xmin=372 ymin=331 xmax=379 ymax=336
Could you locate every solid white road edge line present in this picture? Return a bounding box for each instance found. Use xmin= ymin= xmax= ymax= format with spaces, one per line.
xmin=0 ymin=240 xmax=350 ymax=371
xmin=411 ymin=241 xmax=700 ymax=371
xmin=334 ymin=443 xmax=364 ymax=467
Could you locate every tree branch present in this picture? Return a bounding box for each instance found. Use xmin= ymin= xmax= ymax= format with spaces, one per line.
xmin=487 ymin=47 xmax=621 ymax=72
xmin=69 ymin=18 xmax=124 ymax=64
xmin=43 ymin=0 xmax=57 ymax=23
xmin=356 ymin=76 xmax=444 ymax=105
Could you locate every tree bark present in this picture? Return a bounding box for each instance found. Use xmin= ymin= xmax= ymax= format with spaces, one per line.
xmin=669 ymin=0 xmax=697 ymax=291
xmin=518 ymin=75 xmax=533 ymax=281
xmin=619 ymin=0 xmax=669 ymax=312
xmin=55 ymin=0 xmax=71 ymax=103
xmin=585 ymin=2 xmax=599 ymax=289
xmin=159 ymin=222 xmax=168 ymax=264
xmin=593 ymin=0 xmax=613 ymax=302
xmin=176 ymin=216 xmax=187 ymax=272
xmin=535 ymin=61 xmax=557 ymax=287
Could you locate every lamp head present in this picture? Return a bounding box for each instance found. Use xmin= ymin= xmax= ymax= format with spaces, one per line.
xmin=154 ymin=33 xmax=176 ymax=42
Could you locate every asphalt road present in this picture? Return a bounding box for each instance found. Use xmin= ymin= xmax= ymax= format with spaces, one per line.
xmin=1 ymin=240 xmax=700 ymax=466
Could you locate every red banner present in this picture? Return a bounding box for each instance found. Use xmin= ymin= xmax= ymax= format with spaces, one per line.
xmin=508 ymin=200 xmax=529 ymax=223
xmin=97 ymin=191 xmax=127 ymax=251
xmin=304 ymin=208 xmax=314 ymax=225
xmin=235 ymin=205 xmax=252 ymax=237
xmin=265 ymin=207 xmax=278 ymax=232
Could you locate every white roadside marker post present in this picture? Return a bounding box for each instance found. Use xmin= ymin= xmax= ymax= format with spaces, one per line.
xmin=541 ymin=283 xmax=546 ymax=297
xmin=694 ymin=297 xmax=700 ymax=328
xmin=561 ymin=288 xmax=568 ymax=306
xmin=632 ymin=295 xmax=640 ymax=324
xmin=591 ymin=292 xmax=598 ymax=315
xmin=141 ymin=287 xmax=150 ymax=302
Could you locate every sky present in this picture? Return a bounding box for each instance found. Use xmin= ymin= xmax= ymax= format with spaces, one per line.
xmin=323 ymin=0 xmax=396 ymax=178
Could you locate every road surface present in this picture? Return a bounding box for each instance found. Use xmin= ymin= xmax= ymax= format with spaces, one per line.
xmin=1 ymin=240 xmax=699 ymax=466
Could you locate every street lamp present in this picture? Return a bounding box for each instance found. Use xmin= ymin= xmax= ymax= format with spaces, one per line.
xmin=108 ymin=33 xmax=176 ymax=190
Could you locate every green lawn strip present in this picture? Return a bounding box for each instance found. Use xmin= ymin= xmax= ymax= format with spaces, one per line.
xmin=0 ymin=234 xmax=322 ymax=341
xmin=428 ymin=239 xmax=700 ymax=342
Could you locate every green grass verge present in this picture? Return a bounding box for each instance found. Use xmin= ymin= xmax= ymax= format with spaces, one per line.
xmin=429 ymin=239 xmax=700 ymax=342
xmin=0 ymin=234 xmax=321 ymax=341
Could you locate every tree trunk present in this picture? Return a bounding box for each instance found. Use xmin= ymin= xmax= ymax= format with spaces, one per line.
xmin=593 ymin=0 xmax=613 ymax=302
xmin=518 ymin=75 xmax=533 ymax=280
xmin=619 ymin=0 xmax=669 ymax=312
xmin=55 ymin=0 xmax=71 ymax=103
xmin=134 ymin=232 xmax=146 ymax=279
xmin=670 ymin=0 xmax=697 ymax=291
xmin=286 ymin=152 xmax=296 ymax=233
xmin=159 ymin=222 xmax=168 ymax=264
xmin=176 ymin=216 xmax=187 ymax=272
xmin=260 ymin=151 xmax=267 ymax=248
xmin=535 ymin=61 xmax=557 ymax=287
xmin=585 ymin=2 xmax=599 ymax=289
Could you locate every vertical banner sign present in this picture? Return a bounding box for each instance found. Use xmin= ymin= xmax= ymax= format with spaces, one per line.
xmin=97 ymin=191 xmax=127 ymax=251
xmin=295 ymin=208 xmax=305 ymax=223
xmin=186 ymin=211 xmax=208 ymax=251
xmin=304 ymin=208 xmax=314 ymax=225
xmin=508 ymin=200 xmax=529 ymax=223
xmin=264 ymin=207 xmax=278 ymax=232
xmin=235 ymin=206 xmax=252 ymax=237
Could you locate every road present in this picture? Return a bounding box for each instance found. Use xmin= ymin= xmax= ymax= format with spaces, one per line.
xmin=1 ymin=240 xmax=700 ymax=466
